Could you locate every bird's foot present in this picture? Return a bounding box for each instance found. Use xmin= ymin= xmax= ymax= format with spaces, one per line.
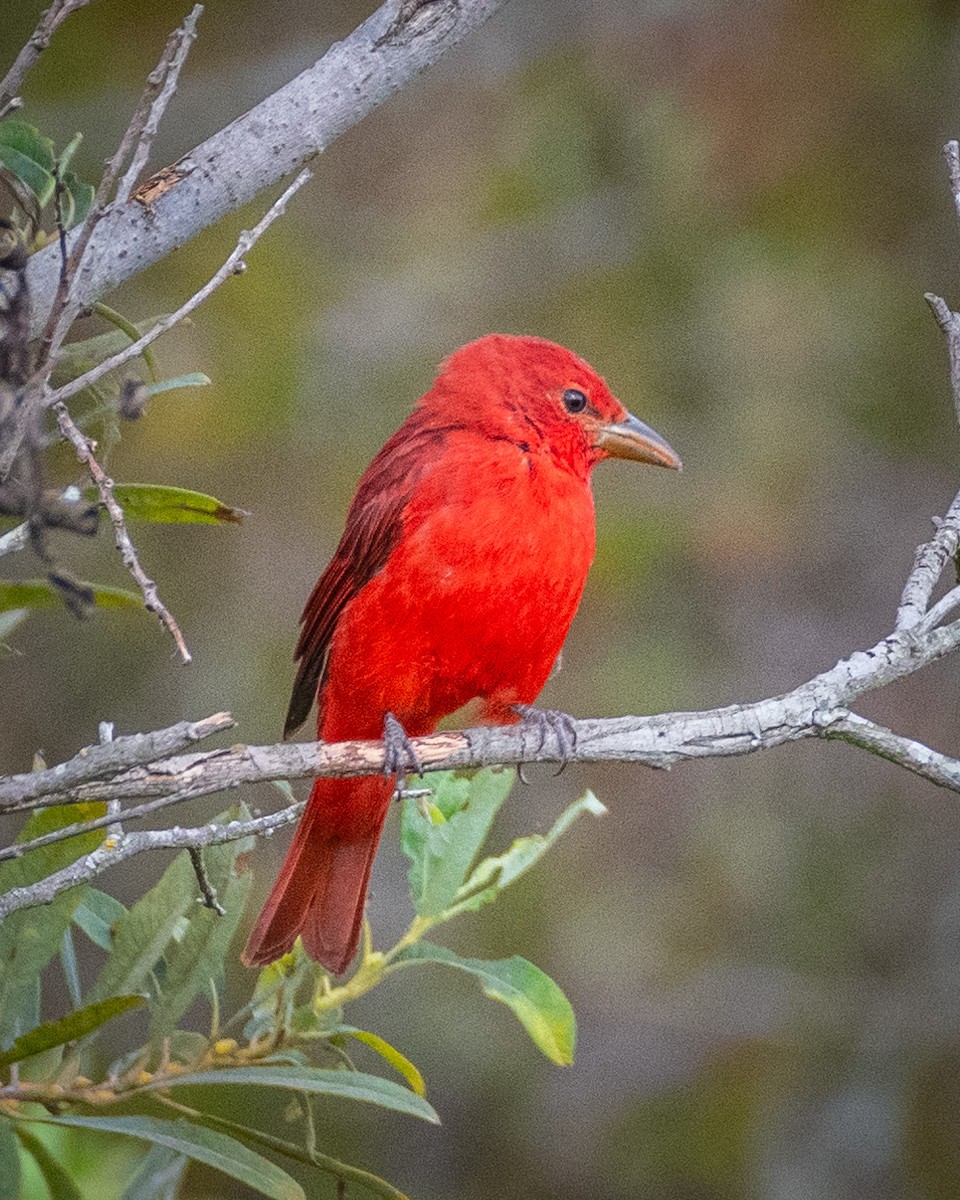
xmin=383 ymin=711 xmax=424 ymax=797
xmin=513 ymin=704 xmax=578 ymax=776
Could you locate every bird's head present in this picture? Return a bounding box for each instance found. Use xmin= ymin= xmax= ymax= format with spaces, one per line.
xmin=428 ymin=334 xmax=681 ymax=478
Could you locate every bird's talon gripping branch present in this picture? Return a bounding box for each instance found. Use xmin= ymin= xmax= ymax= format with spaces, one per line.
xmin=383 ymin=711 xmax=424 ymax=796
xmin=514 ymin=704 xmax=579 ymax=773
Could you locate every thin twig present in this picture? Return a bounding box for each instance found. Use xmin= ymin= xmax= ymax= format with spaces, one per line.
xmin=944 ymin=139 xmax=960 ymax=224
xmin=897 ymin=498 xmax=960 ymax=630
xmin=923 ymin=293 xmax=960 ymax=429
xmin=0 ymin=0 xmax=94 ymax=112
xmin=40 ymin=8 xmax=195 ymax=359
xmin=117 ymin=5 xmax=203 ymax=202
xmin=188 ymin=846 xmax=225 ymax=915
xmin=53 ymin=402 xmax=193 ymax=662
xmin=0 ymin=4 xmax=207 ymax=483
xmin=49 ymin=168 xmax=312 ymax=407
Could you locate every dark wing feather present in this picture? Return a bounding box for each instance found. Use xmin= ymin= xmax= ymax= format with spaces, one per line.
xmin=283 ymin=420 xmax=444 ymax=738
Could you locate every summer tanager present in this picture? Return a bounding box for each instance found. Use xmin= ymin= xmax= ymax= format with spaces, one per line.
xmin=243 ymin=334 xmax=680 ymax=973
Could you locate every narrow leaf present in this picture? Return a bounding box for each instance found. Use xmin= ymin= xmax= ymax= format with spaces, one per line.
xmin=60 ymin=929 xmax=82 ymax=1008
xmin=401 ymin=768 xmax=514 ymax=916
xmin=392 ymin=944 xmax=576 ymax=1066
xmin=0 ymin=995 xmax=144 ymax=1069
xmin=445 ymin=791 xmax=607 ymax=918
xmin=73 ymin=888 xmax=127 ymax=950
xmin=143 ymin=373 xmax=212 ymax=396
xmin=24 ymin=1115 xmax=304 ymax=1200
xmin=148 ymin=816 xmax=253 ymax=1040
xmin=82 ymin=483 xmax=247 ymax=526
xmin=0 ymin=580 xmax=142 ymax=613
xmin=0 ymin=804 xmax=104 ymax=1050
xmin=338 ymin=1027 xmax=426 ymax=1097
xmin=118 ymin=1144 xmax=187 ymax=1200
xmin=142 ymin=1065 xmax=438 ymax=1122
xmin=13 ymin=1126 xmax=82 ymax=1200
xmin=86 ymin=853 xmax=198 ymax=1006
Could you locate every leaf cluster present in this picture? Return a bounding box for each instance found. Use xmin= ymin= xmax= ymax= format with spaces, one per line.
xmin=0 ymin=768 xmax=605 ymax=1198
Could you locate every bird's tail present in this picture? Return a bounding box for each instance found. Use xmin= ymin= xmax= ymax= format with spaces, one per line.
xmin=241 ymin=775 xmax=394 ymax=974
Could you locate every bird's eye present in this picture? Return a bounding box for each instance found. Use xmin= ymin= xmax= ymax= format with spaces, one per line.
xmin=563 ymin=388 xmax=588 ymax=413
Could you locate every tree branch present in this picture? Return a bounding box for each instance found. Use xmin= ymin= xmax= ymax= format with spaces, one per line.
xmin=48 ymin=168 xmax=311 ymax=407
xmin=5 ymin=533 xmax=960 ymax=918
xmin=53 ymin=401 xmax=193 ymax=662
xmin=0 ymin=0 xmax=94 ymax=116
xmin=23 ymin=0 xmax=511 ymax=338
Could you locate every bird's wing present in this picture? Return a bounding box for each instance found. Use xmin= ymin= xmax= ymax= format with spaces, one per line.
xmin=283 ymin=424 xmax=441 ymax=738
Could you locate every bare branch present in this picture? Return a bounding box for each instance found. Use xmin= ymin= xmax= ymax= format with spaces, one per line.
xmin=0 ymin=803 xmax=304 ymax=919
xmin=944 ymin=139 xmax=960 ymax=224
xmin=4 ymin=589 xmax=960 ymax=916
xmin=24 ymin=0 xmax=512 ymax=337
xmin=49 ymin=168 xmax=312 ymax=407
xmin=0 ymin=0 xmax=94 ymax=113
xmin=53 ymin=402 xmax=193 ymax=663
xmin=923 ymin=293 xmax=960 ymax=430
xmin=896 ymin=487 xmax=960 ymax=629
xmin=188 ymin=845 xmax=225 ymax=915
xmin=824 ymin=711 xmax=960 ymax=791
xmin=0 ymin=711 xmax=234 ymax=809
xmin=117 ymin=5 xmax=203 ymax=203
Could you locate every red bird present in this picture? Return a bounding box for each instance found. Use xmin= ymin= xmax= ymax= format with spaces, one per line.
xmin=243 ymin=334 xmax=680 ymax=973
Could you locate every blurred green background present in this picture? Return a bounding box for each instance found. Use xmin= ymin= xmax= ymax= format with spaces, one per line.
xmin=5 ymin=0 xmax=960 ymax=1196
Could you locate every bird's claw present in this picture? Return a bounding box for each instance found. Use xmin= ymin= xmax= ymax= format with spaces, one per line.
xmin=513 ymin=704 xmax=578 ymax=776
xmin=383 ymin=711 xmax=423 ymax=797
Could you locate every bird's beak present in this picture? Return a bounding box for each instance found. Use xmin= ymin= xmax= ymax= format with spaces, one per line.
xmin=596 ymin=412 xmax=682 ymax=470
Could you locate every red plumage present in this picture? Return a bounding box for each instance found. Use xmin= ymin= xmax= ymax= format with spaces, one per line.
xmin=243 ymin=334 xmax=680 ymax=973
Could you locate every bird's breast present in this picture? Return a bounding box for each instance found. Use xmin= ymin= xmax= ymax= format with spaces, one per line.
xmin=324 ymin=436 xmax=597 ymax=730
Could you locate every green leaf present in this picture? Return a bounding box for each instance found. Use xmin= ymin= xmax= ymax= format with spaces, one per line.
xmin=337 ymin=1027 xmax=426 ymax=1097
xmin=444 ymin=790 xmax=607 ymax=918
xmin=13 ymin=1125 xmax=82 ymax=1200
xmin=0 ymin=121 xmax=55 ymax=170
xmin=143 ymin=373 xmax=212 ymax=397
xmin=23 ymin=1115 xmax=303 ymax=1200
xmin=60 ymin=929 xmax=82 ymax=1008
xmin=143 ymin=1064 xmax=439 ymax=1123
xmin=86 ymin=853 xmax=199 ymax=1006
xmin=0 ymin=122 xmax=55 ymax=209
xmin=392 ymin=944 xmax=576 ymax=1066
xmin=148 ymin=819 xmax=254 ymax=1040
xmin=60 ymin=170 xmax=94 ymax=228
xmin=73 ymin=888 xmax=127 ymax=950
xmin=0 ymin=803 xmax=105 ymax=1050
xmin=0 ymin=580 xmax=142 ymax=613
xmin=55 ymin=320 xmax=164 ymax=384
xmin=118 ymin=1144 xmax=187 ymax=1200
xmin=83 ymin=483 xmax=247 ymax=526
xmin=401 ymin=768 xmax=515 ymax=916
xmin=56 ymin=132 xmax=82 ymax=176
xmin=0 ymin=1119 xmax=21 ymax=1200
xmin=0 ymin=995 xmax=144 ymax=1070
